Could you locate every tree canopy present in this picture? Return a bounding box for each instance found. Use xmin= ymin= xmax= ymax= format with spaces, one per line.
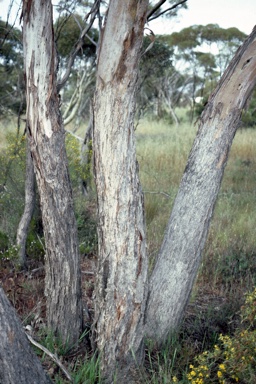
xmin=0 ymin=20 xmax=24 ymax=115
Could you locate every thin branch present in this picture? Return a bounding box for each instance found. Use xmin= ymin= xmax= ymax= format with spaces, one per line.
xmin=63 ymin=69 xmax=94 ymax=125
xmin=69 ymin=12 xmax=83 ymax=32
xmin=144 ymin=190 xmax=170 ymax=198
xmin=25 ymin=332 xmax=73 ymax=382
xmin=142 ymin=28 xmax=156 ymax=56
xmin=148 ymin=0 xmax=188 ymax=22
xmin=65 ymin=129 xmax=83 ymax=143
xmin=57 ymin=0 xmax=100 ymax=91
xmin=147 ymin=0 xmax=168 ymax=20
xmin=85 ymin=33 xmax=97 ymax=47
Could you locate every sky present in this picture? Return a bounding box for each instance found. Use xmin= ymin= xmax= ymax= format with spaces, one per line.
xmin=0 ymin=0 xmax=255 ymax=36
xmin=150 ymin=0 xmax=256 ymax=35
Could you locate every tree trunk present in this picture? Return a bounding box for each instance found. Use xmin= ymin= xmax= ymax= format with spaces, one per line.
xmin=92 ymin=0 xmax=149 ymax=381
xmin=16 ymin=133 xmax=35 ymax=268
xmin=22 ymin=0 xmax=83 ymax=345
xmin=145 ymin=27 xmax=256 ymax=343
xmin=0 ymin=287 xmax=52 ymax=384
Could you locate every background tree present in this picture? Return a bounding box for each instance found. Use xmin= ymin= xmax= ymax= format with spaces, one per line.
xmin=55 ymin=12 xmax=97 ymax=125
xmin=0 ymin=20 xmax=24 ymax=116
xmin=160 ymin=24 xmax=247 ymax=119
xmin=138 ymin=39 xmax=171 ymax=115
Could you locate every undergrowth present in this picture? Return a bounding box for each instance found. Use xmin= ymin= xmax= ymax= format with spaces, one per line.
xmin=1 ymin=117 xmax=256 ymax=382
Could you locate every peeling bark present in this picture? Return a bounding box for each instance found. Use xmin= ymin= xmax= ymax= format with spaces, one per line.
xmin=22 ymin=0 xmax=83 ymax=345
xmin=145 ymin=27 xmax=256 ymax=343
xmin=92 ymin=0 xmax=149 ymax=381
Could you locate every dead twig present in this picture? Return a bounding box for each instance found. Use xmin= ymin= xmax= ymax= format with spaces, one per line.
xmin=25 ymin=332 xmax=73 ymax=382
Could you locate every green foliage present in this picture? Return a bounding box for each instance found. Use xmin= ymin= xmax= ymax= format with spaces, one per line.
xmin=0 ymin=244 xmax=19 ymax=263
xmin=0 ymin=231 xmax=8 ymax=252
xmin=26 ymin=230 xmax=45 ymax=261
xmin=75 ymin=199 xmax=97 ymax=255
xmin=0 ymin=126 xmax=97 ymax=261
xmin=35 ymin=328 xmax=102 ymax=384
xmin=0 ymin=20 xmax=24 ymax=116
xmin=138 ymin=38 xmax=176 ymax=119
xmin=0 ymin=131 xmax=26 ymax=238
xmin=71 ymin=353 xmax=102 ymax=384
xmin=166 ymin=24 xmax=246 ymax=53
xmin=144 ymin=334 xmax=186 ymax=384
xmin=241 ymin=287 xmax=256 ymax=328
xmin=65 ymin=133 xmax=92 ymax=193
xmin=37 ymin=328 xmax=71 ymax=357
xmin=55 ymin=14 xmax=97 ymax=60
xmin=241 ymin=89 xmax=256 ymax=127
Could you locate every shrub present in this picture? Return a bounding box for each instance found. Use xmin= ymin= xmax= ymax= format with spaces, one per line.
xmin=0 ymin=231 xmax=8 ymax=252
xmin=187 ymin=288 xmax=256 ymax=383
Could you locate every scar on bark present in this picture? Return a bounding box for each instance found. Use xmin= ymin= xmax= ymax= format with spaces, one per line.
xmin=216 ymin=150 xmax=228 ymax=169
xmin=102 ymin=259 xmax=109 ymax=298
xmin=115 ymin=28 xmax=136 ymax=82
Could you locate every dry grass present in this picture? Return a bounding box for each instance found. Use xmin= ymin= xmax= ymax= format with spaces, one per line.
xmin=136 ymin=120 xmax=197 ymax=261
xmin=136 ymin=120 xmax=256 ymax=298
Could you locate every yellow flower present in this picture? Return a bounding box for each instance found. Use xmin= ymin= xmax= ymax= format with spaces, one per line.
xmin=219 ymin=363 xmax=226 ymax=371
xmin=217 ymin=370 xmax=223 ymax=379
xmin=172 ymin=376 xmax=178 ymax=382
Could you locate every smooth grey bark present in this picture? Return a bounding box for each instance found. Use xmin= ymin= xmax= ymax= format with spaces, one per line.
xmin=16 ymin=133 xmax=35 ymax=268
xmin=92 ymin=0 xmax=149 ymax=381
xmin=0 ymin=287 xmax=52 ymax=384
xmin=145 ymin=27 xmax=256 ymax=343
xmin=22 ymin=0 xmax=83 ymax=345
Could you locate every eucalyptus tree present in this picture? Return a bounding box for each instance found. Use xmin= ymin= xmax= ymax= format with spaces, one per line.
xmin=0 ymin=20 xmax=24 ymax=116
xmin=22 ymin=0 xmax=83 ymax=345
xmin=161 ymin=24 xmax=247 ymax=112
xmin=17 ymin=3 xmax=99 ymax=266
